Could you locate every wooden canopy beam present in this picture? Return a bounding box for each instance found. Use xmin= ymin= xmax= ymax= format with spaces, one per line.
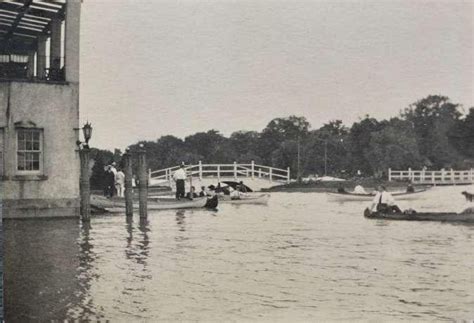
xmin=4 ymin=0 xmax=33 ymax=41
xmin=0 ymin=2 xmax=63 ymax=20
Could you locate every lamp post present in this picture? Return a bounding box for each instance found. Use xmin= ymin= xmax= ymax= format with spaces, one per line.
xmin=77 ymin=122 xmax=93 ymax=221
xmin=297 ymin=135 xmax=301 ymax=182
xmin=324 ymin=139 xmax=327 ymax=176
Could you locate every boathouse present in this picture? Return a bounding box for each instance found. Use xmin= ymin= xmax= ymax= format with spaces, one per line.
xmin=0 ymin=0 xmax=81 ymax=218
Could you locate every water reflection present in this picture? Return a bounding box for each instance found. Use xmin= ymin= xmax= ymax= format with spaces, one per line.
xmin=67 ymin=222 xmax=103 ymax=319
xmin=4 ymin=219 xmax=81 ymax=321
xmin=4 ymin=187 xmax=474 ymax=321
xmin=176 ymin=210 xmax=186 ymax=231
xmin=138 ymin=218 xmax=151 ymax=266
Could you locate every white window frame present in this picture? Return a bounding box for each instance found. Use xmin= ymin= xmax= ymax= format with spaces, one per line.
xmin=16 ymin=128 xmax=44 ymax=175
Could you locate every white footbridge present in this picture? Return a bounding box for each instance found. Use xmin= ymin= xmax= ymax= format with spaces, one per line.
xmin=389 ymin=168 xmax=474 ymax=185
xmin=149 ymin=161 xmax=291 ymax=191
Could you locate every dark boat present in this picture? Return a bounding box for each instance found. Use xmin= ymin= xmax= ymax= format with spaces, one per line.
xmin=221 ymin=181 xmax=254 ymax=192
xmin=364 ymin=208 xmax=474 ymax=223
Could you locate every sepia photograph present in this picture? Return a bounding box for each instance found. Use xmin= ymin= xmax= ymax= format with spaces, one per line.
xmin=0 ymin=0 xmax=473 ymax=321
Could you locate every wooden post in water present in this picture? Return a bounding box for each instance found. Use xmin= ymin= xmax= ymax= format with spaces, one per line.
xmin=199 ymin=160 xmax=203 ymax=180
xmin=287 ymin=167 xmax=290 ymax=184
xmin=123 ymin=150 xmax=133 ymax=217
xmin=137 ymin=145 xmax=148 ymax=218
xmin=233 ymin=161 xmax=237 ymax=180
xmin=251 ymin=160 xmax=255 ymax=179
xmin=79 ymin=147 xmax=91 ymax=221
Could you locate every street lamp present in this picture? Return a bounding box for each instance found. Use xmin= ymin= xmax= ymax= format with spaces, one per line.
xmin=76 ymin=122 xmax=93 ymax=149
xmin=82 ymin=122 xmax=92 ymax=145
xmin=78 ymin=121 xmax=93 ymax=221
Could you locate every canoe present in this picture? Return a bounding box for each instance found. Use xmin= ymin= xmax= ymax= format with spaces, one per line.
xmin=327 ymin=188 xmax=430 ymax=202
xmin=219 ymin=193 xmax=270 ymax=205
xmin=364 ymin=208 xmax=474 ymax=223
xmin=91 ymin=195 xmax=215 ymax=213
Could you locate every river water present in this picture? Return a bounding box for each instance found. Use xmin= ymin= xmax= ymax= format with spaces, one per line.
xmin=4 ymin=186 xmax=474 ymax=321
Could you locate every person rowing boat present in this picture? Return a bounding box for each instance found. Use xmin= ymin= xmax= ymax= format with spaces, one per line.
xmin=370 ymin=185 xmax=402 ymax=213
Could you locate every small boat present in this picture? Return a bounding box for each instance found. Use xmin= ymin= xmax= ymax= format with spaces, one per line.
xmin=91 ymin=195 xmax=217 ymax=213
xmin=219 ymin=193 xmax=270 ymax=205
xmin=221 ymin=181 xmax=254 ymax=192
xmin=364 ymin=208 xmax=474 ymax=223
xmin=327 ymin=188 xmax=430 ymax=202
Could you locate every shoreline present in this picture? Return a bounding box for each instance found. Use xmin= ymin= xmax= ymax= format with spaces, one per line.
xmin=263 ymin=179 xmax=421 ymax=193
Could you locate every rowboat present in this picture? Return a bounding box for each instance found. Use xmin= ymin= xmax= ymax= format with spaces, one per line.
xmin=91 ymin=195 xmax=217 ymax=213
xmin=363 ymin=208 xmax=474 ymax=223
xmin=219 ymin=193 xmax=270 ymax=205
xmin=327 ymin=188 xmax=430 ymax=202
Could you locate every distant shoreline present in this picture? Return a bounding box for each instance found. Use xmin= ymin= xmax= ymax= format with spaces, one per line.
xmin=263 ymin=179 xmax=419 ymax=193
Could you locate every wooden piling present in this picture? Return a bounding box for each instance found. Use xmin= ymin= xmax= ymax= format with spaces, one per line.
xmin=137 ymin=145 xmax=148 ymax=218
xmin=79 ymin=147 xmax=91 ymax=221
xmin=123 ymin=151 xmax=133 ymax=217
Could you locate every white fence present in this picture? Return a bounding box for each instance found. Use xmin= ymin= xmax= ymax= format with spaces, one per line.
xmin=150 ymin=161 xmax=291 ymax=186
xmin=389 ymin=168 xmax=474 ymax=185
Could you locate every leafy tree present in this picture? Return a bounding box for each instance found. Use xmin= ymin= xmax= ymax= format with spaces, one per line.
xmin=89 ymin=148 xmax=114 ymax=190
xmin=302 ymin=121 xmax=349 ymax=177
xmin=402 ymin=95 xmax=462 ymax=168
xmin=364 ymin=118 xmax=422 ymax=177
xmin=450 ymin=107 xmax=474 ymax=163
xmin=259 ymin=115 xmax=310 ymax=165
xmin=346 ymin=116 xmax=383 ymax=175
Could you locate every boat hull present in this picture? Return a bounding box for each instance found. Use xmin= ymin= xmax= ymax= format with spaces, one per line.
xmin=91 ymin=195 xmax=212 ymax=213
xmin=364 ymin=209 xmax=474 ymax=223
xmin=219 ymin=193 xmax=270 ymax=205
xmin=328 ymin=189 xmax=429 ymax=202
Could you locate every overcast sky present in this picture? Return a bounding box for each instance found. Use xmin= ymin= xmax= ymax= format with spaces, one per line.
xmin=80 ymin=0 xmax=473 ymax=150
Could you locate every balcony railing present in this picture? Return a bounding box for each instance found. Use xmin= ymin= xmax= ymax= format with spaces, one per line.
xmin=0 ymin=54 xmax=65 ymax=82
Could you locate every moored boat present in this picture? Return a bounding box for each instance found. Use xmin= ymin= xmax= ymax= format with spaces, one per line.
xmin=219 ymin=193 xmax=270 ymax=205
xmin=91 ymin=195 xmax=217 ymax=213
xmin=363 ymin=208 xmax=474 ymax=223
xmin=327 ymin=188 xmax=430 ymax=202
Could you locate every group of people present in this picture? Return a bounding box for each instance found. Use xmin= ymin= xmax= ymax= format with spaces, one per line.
xmin=104 ymin=162 xmax=125 ymax=198
xmin=339 ymin=183 xmax=403 ymax=213
xmin=172 ymin=164 xmax=248 ymax=200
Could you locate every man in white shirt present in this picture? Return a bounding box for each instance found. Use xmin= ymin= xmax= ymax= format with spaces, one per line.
xmin=370 ymin=185 xmax=402 ymax=213
xmin=173 ymin=164 xmax=187 ymax=199
xmin=115 ymin=169 xmax=125 ymax=197
xmin=110 ymin=162 xmax=118 ymax=176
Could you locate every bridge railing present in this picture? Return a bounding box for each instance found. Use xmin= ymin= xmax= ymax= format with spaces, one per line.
xmin=149 ymin=161 xmax=291 ymax=185
xmin=389 ymin=168 xmax=474 ymax=184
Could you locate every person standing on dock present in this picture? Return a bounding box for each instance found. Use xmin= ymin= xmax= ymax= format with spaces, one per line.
xmin=105 ymin=166 xmax=116 ymax=197
xmin=115 ymin=169 xmax=125 ymax=197
xmin=173 ymin=164 xmax=187 ymax=200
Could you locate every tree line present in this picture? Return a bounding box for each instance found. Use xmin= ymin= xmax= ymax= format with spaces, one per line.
xmin=89 ymin=95 xmax=474 ymax=189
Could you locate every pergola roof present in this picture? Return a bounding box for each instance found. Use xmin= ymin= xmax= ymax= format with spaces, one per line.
xmin=0 ymin=0 xmax=66 ymax=52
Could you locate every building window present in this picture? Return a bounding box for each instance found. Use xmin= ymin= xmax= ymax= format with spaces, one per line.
xmin=17 ymin=129 xmax=42 ymax=173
